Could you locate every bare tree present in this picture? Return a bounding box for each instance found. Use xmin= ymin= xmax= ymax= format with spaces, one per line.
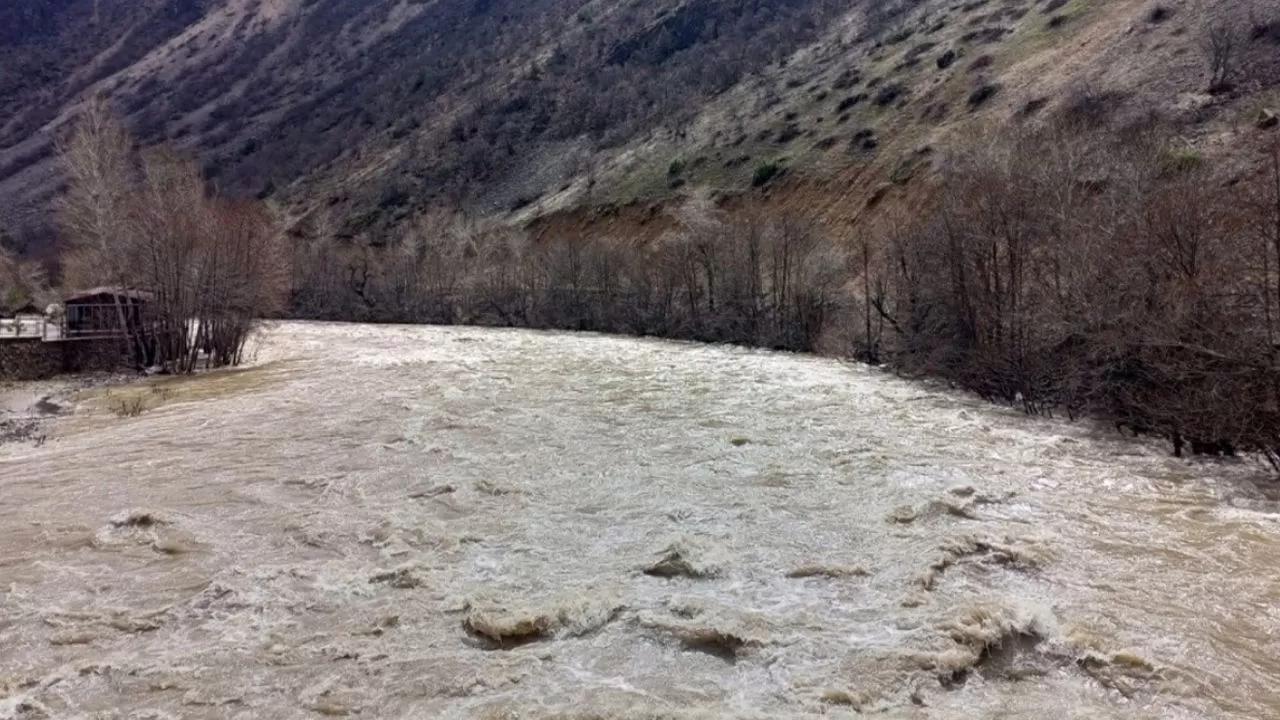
xmin=58 ymin=98 xmax=134 ymax=289
xmin=1202 ymin=23 xmax=1238 ymax=92
xmin=57 ymin=96 xmax=153 ymax=360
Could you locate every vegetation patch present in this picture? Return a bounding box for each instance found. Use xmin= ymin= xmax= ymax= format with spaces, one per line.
xmin=967 ymin=82 xmax=1002 ymax=108
xmin=873 ymin=82 xmax=909 ymax=107
xmin=836 ymin=93 xmax=868 ymax=112
xmin=83 ymin=363 xmax=286 ymax=418
xmin=1158 ymin=147 xmax=1203 ymax=175
xmin=1146 ymin=4 xmax=1173 ymax=23
xmin=752 ymin=160 xmax=784 ymax=187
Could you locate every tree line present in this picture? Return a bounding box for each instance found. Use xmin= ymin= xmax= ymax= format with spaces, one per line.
xmin=291 ymin=200 xmax=849 ymax=353
xmin=290 ymin=116 xmax=1280 ymax=466
xmin=864 ymin=120 xmax=1280 ymax=465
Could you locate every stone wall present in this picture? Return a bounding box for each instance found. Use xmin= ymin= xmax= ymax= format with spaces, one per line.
xmin=0 ymin=338 xmax=132 ymax=381
xmin=0 ymin=338 xmax=61 ymax=381
xmin=61 ymin=338 xmax=132 ymax=374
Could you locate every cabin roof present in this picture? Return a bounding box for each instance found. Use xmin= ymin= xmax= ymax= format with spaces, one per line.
xmin=64 ymin=287 xmax=155 ymax=303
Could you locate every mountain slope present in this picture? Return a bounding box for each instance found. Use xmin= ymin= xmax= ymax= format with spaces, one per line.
xmin=1 ymin=0 xmax=1278 ymax=253
xmin=0 ymin=0 xmax=849 ymax=237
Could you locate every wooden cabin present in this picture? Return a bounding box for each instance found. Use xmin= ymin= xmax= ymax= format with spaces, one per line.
xmin=63 ymin=287 xmax=154 ymax=339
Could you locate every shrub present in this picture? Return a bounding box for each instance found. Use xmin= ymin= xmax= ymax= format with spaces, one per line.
xmin=1249 ymin=13 xmax=1280 ymax=43
xmin=1060 ymin=83 xmax=1127 ymax=127
xmin=1158 ymin=147 xmax=1203 ymax=175
xmin=1147 ymin=4 xmax=1173 ymax=23
xmin=969 ymin=54 xmax=994 ymax=72
xmin=1018 ymin=97 xmax=1049 ymax=117
xmin=922 ymin=102 xmax=950 ymax=122
xmin=775 ymin=124 xmax=803 ymax=144
xmin=832 ymin=69 xmax=861 ymax=90
xmin=752 ymin=160 xmax=783 ymax=187
xmin=668 ymin=158 xmax=688 ymax=177
xmin=837 ymin=94 xmax=868 ymax=112
xmin=111 ymin=395 xmax=147 ymax=418
xmin=960 ymin=26 xmax=1009 ymax=44
xmin=906 ymin=41 xmax=939 ymax=61
xmin=873 ymin=83 xmax=908 ymax=107
xmin=967 ymin=82 xmax=1001 ymax=109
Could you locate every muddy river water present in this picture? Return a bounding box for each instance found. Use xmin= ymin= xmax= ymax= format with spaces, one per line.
xmin=2 ymin=322 xmax=1279 ymax=719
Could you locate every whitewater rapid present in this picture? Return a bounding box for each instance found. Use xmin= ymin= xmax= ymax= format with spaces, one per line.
xmin=2 ymin=321 xmax=1278 ymax=718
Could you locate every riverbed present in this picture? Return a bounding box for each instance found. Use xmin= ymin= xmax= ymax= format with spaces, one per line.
xmin=2 ymin=321 xmax=1277 ymax=718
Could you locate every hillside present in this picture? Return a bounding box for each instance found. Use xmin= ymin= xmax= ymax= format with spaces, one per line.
xmin=1 ymin=0 xmax=1278 ymax=254
xmin=0 ymin=0 xmax=848 ymax=243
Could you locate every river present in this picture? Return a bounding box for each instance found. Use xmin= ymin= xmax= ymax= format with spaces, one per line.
xmin=2 ymin=321 xmax=1278 ymax=718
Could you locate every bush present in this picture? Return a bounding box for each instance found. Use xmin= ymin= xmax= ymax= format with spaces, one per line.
xmin=1018 ymin=97 xmax=1048 ymax=117
xmin=837 ymin=93 xmax=868 ymax=112
xmin=112 ymin=395 xmax=148 ymax=418
xmin=1249 ymin=14 xmax=1280 ymax=43
xmin=752 ymin=160 xmax=783 ymax=187
xmin=1060 ymin=83 xmax=1127 ymax=127
xmin=969 ymin=54 xmax=994 ymax=72
xmin=873 ymin=83 xmax=908 ymax=107
xmin=668 ymin=158 xmax=688 ymax=177
xmin=1147 ymin=4 xmax=1173 ymax=23
xmin=832 ymin=69 xmax=861 ymax=90
xmin=1158 ymin=147 xmax=1203 ymax=175
xmin=967 ymin=82 xmax=1001 ymax=109
xmin=775 ymin=124 xmax=803 ymax=144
